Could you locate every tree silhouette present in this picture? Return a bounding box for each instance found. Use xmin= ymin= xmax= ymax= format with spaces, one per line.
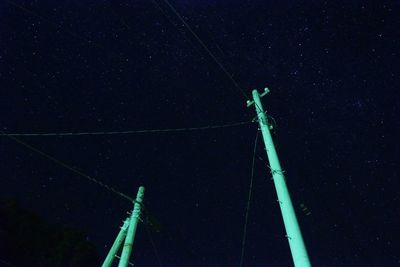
xmin=0 ymin=198 xmax=100 ymax=267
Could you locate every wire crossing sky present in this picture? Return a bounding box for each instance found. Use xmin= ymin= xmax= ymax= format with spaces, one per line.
xmin=1 ymin=130 xmax=134 ymax=202
xmin=2 ymin=120 xmax=252 ymax=137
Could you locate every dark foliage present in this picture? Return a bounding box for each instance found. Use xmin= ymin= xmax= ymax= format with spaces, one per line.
xmin=0 ymin=198 xmax=100 ymax=267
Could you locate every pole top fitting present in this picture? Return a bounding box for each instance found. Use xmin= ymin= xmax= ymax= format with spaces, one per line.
xmin=246 ymin=100 xmax=253 ymax=107
xmin=260 ymin=87 xmax=270 ymax=97
xmin=247 ymin=87 xmax=270 ymax=107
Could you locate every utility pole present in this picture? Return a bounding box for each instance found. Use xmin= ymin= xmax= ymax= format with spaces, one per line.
xmin=102 ymin=186 xmax=145 ymax=267
xmin=247 ymin=89 xmax=311 ymax=267
xmin=102 ymin=217 xmax=130 ymax=267
xmin=119 ymin=186 xmax=145 ymax=267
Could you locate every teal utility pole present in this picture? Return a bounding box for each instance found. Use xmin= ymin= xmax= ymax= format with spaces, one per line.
xmin=247 ymin=89 xmax=311 ymax=267
xmin=119 ymin=186 xmax=145 ymax=267
xmin=102 ymin=186 xmax=145 ymax=267
xmin=102 ymin=218 xmax=130 ymax=267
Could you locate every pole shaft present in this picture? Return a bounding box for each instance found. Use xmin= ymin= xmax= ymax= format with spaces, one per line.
xmin=102 ymin=218 xmax=130 ymax=267
xmin=252 ymin=90 xmax=311 ymax=267
xmin=118 ymin=186 xmax=145 ymax=267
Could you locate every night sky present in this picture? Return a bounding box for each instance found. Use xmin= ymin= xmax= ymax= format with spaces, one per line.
xmin=1 ymin=0 xmax=399 ymax=266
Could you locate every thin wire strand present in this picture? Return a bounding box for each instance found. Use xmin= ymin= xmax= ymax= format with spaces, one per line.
xmin=5 ymin=0 xmax=246 ymax=102
xmin=154 ymin=0 xmax=250 ymax=101
xmin=239 ymin=129 xmax=259 ymax=267
xmin=150 ymin=0 xmax=206 ymax=59
xmin=154 ymin=0 xmax=268 ymax=119
xmin=3 ymin=120 xmax=252 ymax=137
xmin=5 ymin=0 xmax=260 ymax=108
xmin=0 ymin=131 xmax=134 ymax=202
xmin=144 ymin=215 xmax=164 ymax=267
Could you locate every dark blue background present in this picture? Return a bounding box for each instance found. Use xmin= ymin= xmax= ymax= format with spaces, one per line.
xmin=1 ymin=0 xmax=399 ymax=266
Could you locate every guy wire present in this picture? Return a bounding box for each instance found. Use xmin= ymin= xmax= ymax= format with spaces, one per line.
xmin=239 ymin=128 xmax=259 ymax=267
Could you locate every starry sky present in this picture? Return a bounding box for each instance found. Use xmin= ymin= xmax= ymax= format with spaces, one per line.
xmin=1 ymin=0 xmax=399 ymax=266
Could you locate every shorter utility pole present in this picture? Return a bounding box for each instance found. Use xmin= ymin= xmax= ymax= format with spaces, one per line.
xmin=102 ymin=217 xmax=130 ymax=267
xmin=102 ymin=186 xmax=145 ymax=267
xmin=247 ymin=89 xmax=311 ymax=267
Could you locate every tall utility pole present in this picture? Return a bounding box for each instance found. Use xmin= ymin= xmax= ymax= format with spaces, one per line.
xmin=247 ymin=89 xmax=311 ymax=267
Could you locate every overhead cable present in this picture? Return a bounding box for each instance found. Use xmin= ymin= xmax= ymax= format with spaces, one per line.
xmin=3 ymin=120 xmax=252 ymax=137
xmin=239 ymin=129 xmax=259 ymax=267
xmin=153 ymin=0 xmax=250 ymax=101
xmin=1 ymin=131 xmax=134 ymax=202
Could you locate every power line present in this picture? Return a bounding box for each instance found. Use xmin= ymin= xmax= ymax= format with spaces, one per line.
xmin=153 ymin=0 xmax=250 ymax=101
xmin=0 ymin=119 xmax=253 ymax=202
xmin=5 ymin=0 xmax=255 ymax=107
xmin=144 ymin=215 xmax=164 ymax=267
xmin=153 ymin=1 xmax=271 ymax=116
xmin=239 ymin=129 xmax=259 ymax=267
xmin=3 ymin=120 xmax=252 ymax=137
xmin=0 ymin=130 xmax=134 ymax=202
xmin=150 ymin=0 xmax=206 ymax=60
xmin=153 ymin=1 xmax=268 ymax=125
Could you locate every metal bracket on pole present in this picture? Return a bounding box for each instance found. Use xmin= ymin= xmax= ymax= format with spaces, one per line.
xmin=246 ymin=87 xmax=270 ymax=107
xmin=115 ymin=255 xmax=135 ymax=266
